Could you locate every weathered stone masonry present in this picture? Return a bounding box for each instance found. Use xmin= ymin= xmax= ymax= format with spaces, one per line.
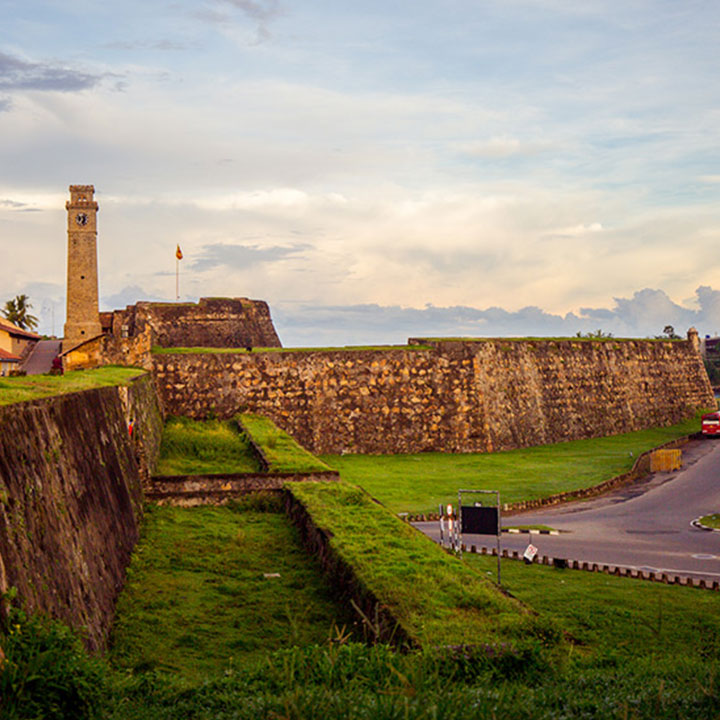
xmin=0 ymin=374 xmax=163 ymax=650
xmin=153 ymin=338 xmax=714 ymax=455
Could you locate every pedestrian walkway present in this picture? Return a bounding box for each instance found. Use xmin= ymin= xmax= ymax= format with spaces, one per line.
xmin=22 ymin=339 xmax=61 ymax=375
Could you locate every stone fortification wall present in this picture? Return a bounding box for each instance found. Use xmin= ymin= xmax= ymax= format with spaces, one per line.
xmin=64 ymin=297 xmax=281 ymax=372
xmin=0 ymin=374 xmax=163 ymax=650
xmin=153 ymin=339 xmax=714 ymax=455
xmin=105 ymin=297 xmax=281 ymax=349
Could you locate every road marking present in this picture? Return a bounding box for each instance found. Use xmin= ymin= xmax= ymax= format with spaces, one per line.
xmin=692 ymin=553 xmax=718 ymax=560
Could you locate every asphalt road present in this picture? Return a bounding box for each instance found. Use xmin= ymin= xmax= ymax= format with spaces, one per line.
xmin=415 ymin=438 xmax=720 ymax=582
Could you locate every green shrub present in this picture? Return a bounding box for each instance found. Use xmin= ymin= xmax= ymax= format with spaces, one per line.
xmin=0 ymin=606 xmax=106 ymax=719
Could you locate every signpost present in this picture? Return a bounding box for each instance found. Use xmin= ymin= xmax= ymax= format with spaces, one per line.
xmin=437 ymin=489 xmax=502 ymax=585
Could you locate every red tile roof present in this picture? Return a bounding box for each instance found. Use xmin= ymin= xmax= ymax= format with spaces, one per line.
xmin=0 ymin=348 xmax=22 ymax=361
xmin=0 ymin=320 xmax=40 ymax=340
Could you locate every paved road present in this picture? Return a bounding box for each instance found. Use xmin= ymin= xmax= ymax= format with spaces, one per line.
xmin=415 ymin=439 xmax=720 ymax=582
xmin=22 ymin=340 xmax=61 ymax=374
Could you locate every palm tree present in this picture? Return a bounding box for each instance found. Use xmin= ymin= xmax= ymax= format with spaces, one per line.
xmin=2 ymin=294 xmax=39 ymax=331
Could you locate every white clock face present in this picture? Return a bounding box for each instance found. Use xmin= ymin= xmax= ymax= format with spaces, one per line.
xmin=75 ymin=212 xmax=88 ymax=226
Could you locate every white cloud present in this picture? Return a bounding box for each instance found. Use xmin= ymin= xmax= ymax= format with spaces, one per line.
xmin=457 ymin=136 xmax=549 ymax=158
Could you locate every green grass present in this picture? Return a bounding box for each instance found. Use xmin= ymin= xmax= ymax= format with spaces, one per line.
xmin=465 ymin=554 xmax=720 ymax=662
xmin=287 ymin=480 xmax=561 ymax=650
xmin=6 ymin=500 xmax=720 ymax=718
xmin=415 ymin=336 xmax=682 ymax=343
xmin=322 ymin=414 xmax=705 ymax=515
xmin=699 ymin=513 xmax=720 ymax=529
xmin=505 ymin=524 xmax=557 ymax=532
xmin=152 ymin=344 xmax=432 ymax=354
xmin=238 ymin=413 xmax=332 ymax=473
xmin=111 ymin=498 xmax=356 ymax=683
xmin=155 ymin=416 xmax=260 ymax=475
xmin=0 ymin=366 xmax=145 ymax=406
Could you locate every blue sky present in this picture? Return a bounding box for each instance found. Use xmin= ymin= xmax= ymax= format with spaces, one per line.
xmin=2 ymin=0 xmax=720 ymax=344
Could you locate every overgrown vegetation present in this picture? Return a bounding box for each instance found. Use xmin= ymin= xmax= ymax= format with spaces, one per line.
xmin=0 ymin=366 xmax=144 ymax=406
xmin=288 ymin=480 xmax=560 ymax=651
xmin=322 ymin=413 xmax=706 ymax=515
xmin=5 ymin=550 xmax=719 ymax=719
xmin=239 ymin=413 xmax=332 ymax=473
xmin=0 ymin=604 xmax=107 ymax=719
xmin=111 ymin=497 xmax=356 ymax=682
xmin=155 ymin=416 xmax=260 ymax=475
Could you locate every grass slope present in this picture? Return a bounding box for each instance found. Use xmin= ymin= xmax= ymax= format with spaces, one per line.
xmin=467 ymin=554 xmax=720 ymax=664
xmin=155 ymin=416 xmax=260 ymax=475
xmin=111 ymin=498 xmax=355 ymax=682
xmin=239 ymin=413 xmax=331 ymax=473
xmin=287 ymin=481 xmax=561 ymax=651
xmin=0 ymin=366 xmax=144 ymax=406
xmin=322 ymin=414 xmax=705 ymax=514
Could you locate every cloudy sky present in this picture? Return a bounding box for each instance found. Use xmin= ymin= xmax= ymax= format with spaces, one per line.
xmin=2 ymin=0 xmax=720 ymax=345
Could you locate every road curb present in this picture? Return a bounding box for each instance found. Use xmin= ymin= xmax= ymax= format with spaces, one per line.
xmin=401 ymin=433 xmax=700 ymax=523
xmin=504 ymin=528 xmax=559 ymax=535
xmin=691 ymin=517 xmax=720 ymax=532
xmin=464 ymin=543 xmax=720 ymax=591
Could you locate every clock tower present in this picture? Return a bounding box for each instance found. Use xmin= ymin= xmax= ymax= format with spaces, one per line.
xmin=63 ymin=185 xmax=102 ymax=351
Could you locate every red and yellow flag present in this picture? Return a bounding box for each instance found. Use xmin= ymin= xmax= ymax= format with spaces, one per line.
xmin=176 ymin=244 xmax=183 ymax=260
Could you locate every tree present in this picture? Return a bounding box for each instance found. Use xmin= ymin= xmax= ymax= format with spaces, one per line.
xmin=655 ymin=325 xmax=681 ymax=340
xmin=2 ymin=294 xmax=38 ymax=331
xmin=576 ymin=329 xmax=613 ymax=339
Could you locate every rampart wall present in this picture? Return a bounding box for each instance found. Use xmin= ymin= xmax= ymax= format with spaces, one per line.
xmin=153 ymin=339 xmax=714 ymax=455
xmin=0 ymin=374 xmax=163 ymax=650
xmin=103 ymin=297 xmax=281 ymax=349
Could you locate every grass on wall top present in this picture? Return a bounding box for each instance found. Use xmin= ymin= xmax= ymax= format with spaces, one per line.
xmin=155 ymin=416 xmax=261 ymax=476
xmin=152 ymin=344 xmax=432 ymax=355
xmin=0 ymin=366 xmax=145 ymax=406
xmin=413 ymin=336 xmax=684 ymax=343
xmin=238 ymin=413 xmax=331 ymax=474
xmin=287 ymin=480 xmax=563 ymax=652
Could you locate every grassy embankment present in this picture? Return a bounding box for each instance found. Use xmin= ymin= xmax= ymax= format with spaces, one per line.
xmin=287 ymin=481 xmax=558 ymax=650
xmin=4 ymin=411 xmax=720 ymax=718
xmin=112 ymin=416 xmax=342 ymax=683
xmin=155 ymin=416 xmax=260 ymax=475
xmin=322 ymin=413 xmax=707 ymax=515
xmin=0 ymin=366 xmax=145 ymax=406
xmin=466 ymin=553 xmax=720 ymax=662
xmin=237 ymin=413 xmax=331 ymax=473
xmin=155 ymin=414 xmax=331 ymax=476
xmin=111 ymin=496 xmax=356 ymax=683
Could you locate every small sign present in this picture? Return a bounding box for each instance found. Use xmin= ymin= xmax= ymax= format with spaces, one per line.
xmin=523 ymin=544 xmax=538 ymax=564
xmin=461 ymin=505 xmax=499 ymax=535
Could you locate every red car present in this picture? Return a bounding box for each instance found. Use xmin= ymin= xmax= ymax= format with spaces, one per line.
xmin=701 ymin=411 xmax=720 ymax=436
